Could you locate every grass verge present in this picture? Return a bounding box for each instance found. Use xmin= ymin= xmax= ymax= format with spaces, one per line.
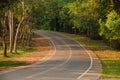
xmin=0 ymin=61 xmax=26 ymax=68
xmin=0 ymin=34 xmax=52 ymax=71
xmin=102 ymin=60 xmax=120 ymax=78
xmin=60 ymin=32 xmax=120 ymax=78
xmin=0 ymin=46 xmax=35 ymax=70
xmin=0 ymin=44 xmax=36 ymax=60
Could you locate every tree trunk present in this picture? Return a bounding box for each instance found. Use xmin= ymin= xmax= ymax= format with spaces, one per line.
xmin=1 ymin=12 xmax=8 ymax=57
xmin=27 ymin=30 xmax=32 ymax=47
xmin=110 ymin=0 xmax=114 ymax=5
xmin=19 ymin=26 xmax=24 ymax=39
xmin=27 ymin=33 xmax=31 ymax=46
xmin=0 ymin=37 xmax=2 ymax=46
xmin=13 ymin=19 xmax=24 ymax=53
xmin=8 ymin=10 xmax=14 ymax=53
xmin=2 ymin=35 xmax=7 ymax=57
xmin=13 ymin=0 xmax=25 ymax=53
xmin=86 ymin=26 xmax=90 ymax=37
xmin=109 ymin=40 xmax=112 ymax=49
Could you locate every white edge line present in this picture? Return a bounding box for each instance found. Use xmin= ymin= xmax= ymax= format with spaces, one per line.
xmin=52 ymin=32 xmax=93 ymax=79
xmin=76 ymin=40 xmax=93 ymax=79
xmin=0 ymin=31 xmax=56 ymax=75
xmin=26 ymin=33 xmax=72 ymax=79
xmin=33 ymin=31 xmax=57 ymax=64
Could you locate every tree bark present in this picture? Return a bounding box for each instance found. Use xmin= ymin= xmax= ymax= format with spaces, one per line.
xmin=110 ymin=0 xmax=114 ymax=5
xmin=2 ymin=35 xmax=7 ymax=57
xmin=1 ymin=12 xmax=8 ymax=57
xmin=13 ymin=18 xmax=24 ymax=53
xmin=13 ymin=0 xmax=32 ymax=53
xmin=8 ymin=10 xmax=14 ymax=53
xmin=27 ymin=29 xmax=32 ymax=47
xmin=0 ymin=37 xmax=2 ymax=46
xmin=13 ymin=0 xmax=25 ymax=53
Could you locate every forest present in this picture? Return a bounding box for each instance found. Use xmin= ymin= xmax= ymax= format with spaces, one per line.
xmin=0 ymin=0 xmax=120 ymax=57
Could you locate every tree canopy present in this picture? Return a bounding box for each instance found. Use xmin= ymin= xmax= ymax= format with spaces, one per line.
xmin=0 ymin=0 xmax=120 ymax=57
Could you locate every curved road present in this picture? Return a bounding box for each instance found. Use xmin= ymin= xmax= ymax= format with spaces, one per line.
xmin=0 ymin=30 xmax=101 ymax=80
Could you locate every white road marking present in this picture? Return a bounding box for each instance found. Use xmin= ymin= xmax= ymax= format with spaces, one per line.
xmin=0 ymin=31 xmax=94 ymax=80
xmin=26 ymin=37 xmax=72 ymax=79
xmin=76 ymin=41 xmax=93 ymax=79
xmin=0 ymin=32 xmax=56 ymax=75
xmin=63 ymin=35 xmax=93 ymax=79
xmin=52 ymin=32 xmax=93 ymax=79
xmin=32 ymin=31 xmax=57 ymax=64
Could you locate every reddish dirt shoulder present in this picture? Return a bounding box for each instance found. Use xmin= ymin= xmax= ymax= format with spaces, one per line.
xmin=0 ymin=34 xmax=53 ymax=71
xmin=14 ymin=34 xmax=53 ymax=64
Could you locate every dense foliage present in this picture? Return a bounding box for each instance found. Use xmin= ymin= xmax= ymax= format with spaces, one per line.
xmin=0 ymin=0 xmax=120 ymax=57
xmin=34 ymin=0 xmax=120 ymax=49
xmin=0 ymin=0 xmax=36 ymax=56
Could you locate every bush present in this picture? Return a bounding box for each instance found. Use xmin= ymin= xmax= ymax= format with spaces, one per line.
xmin=110 ymin=40 xmax=120 ymax=50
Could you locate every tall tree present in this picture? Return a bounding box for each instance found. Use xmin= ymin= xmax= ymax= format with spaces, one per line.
xmin=13 ymin=0 xmax=33 ymax=53
xmin=0 ymin=0 xmax=15 ymax=56
xmin=8 ymin=9 xmax=14 ymax=53
xmin=99 ymin=10 xmax=120 ymax=48
xmin=0 ymin=10 xmax=8 ymax=57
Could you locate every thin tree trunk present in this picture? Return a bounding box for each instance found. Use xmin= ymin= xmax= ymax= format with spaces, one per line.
xmin=22 ymin=30 xmax=26 ymax=45
xmin=13 ymin=0 xmax=32 ymax=53
xmin=0 ymin=26 xmax=1 ymax=45
xmin=9 ymin=10 xmax=14 ymax=53
xmin=27 ymin=33 xmax=31 ymax=46
xmin=13 ymin=18 xmax=24 ymax=53
xmin=26 ymin=30 xmax=31 ymax=47
xmin=110 ymin=0 xmax=114 ymax=5
xmin=2 ymin=35 xmax=7 ymax=57
xmin=1 ymin=12 xmax=8 ymax=57
xmin=19 ymin=26 xmax=24 ymax=39
xmin=27 ymin=30 xmax=32 ymax=47
xmin=0 ymin=36 xmax=2 ymax=46
xmin=13 ymin=0 xmax=25 ymax=53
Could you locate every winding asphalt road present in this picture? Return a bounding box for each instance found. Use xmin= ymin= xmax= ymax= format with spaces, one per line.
xmin=0 ymin=30 xmax=101 ymax=80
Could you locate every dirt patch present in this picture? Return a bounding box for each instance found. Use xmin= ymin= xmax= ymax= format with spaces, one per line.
xmin=0 ymin=34 xmax=53 ymax=71
xmin=13 ymin=34 xmax=53 ymax=64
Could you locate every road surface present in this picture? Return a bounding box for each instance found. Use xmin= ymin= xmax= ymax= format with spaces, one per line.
xmin=0 ymin=30 xmax=101 ymax=80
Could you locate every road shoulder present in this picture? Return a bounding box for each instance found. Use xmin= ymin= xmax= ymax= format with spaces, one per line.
xmin=0 ymin=34 xmax=53 ymax=72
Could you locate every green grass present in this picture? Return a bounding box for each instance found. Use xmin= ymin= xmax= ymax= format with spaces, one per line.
xmin=60 ymin=32 xmax=120 ymax=78
xmin=0 ymin=46 xmax=3 ymax=50
xmin=0 ymin=46 xmax=35 ymax=58
xmin=18 ymin=46 xmax=36 ymax=53
xmin=102 ymin=60 xmax=120 ymax=78
xmin=0 ymin=45 xmax=36 ymax=69
xmin=0 ymin=61 xmax=26 ymax=68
